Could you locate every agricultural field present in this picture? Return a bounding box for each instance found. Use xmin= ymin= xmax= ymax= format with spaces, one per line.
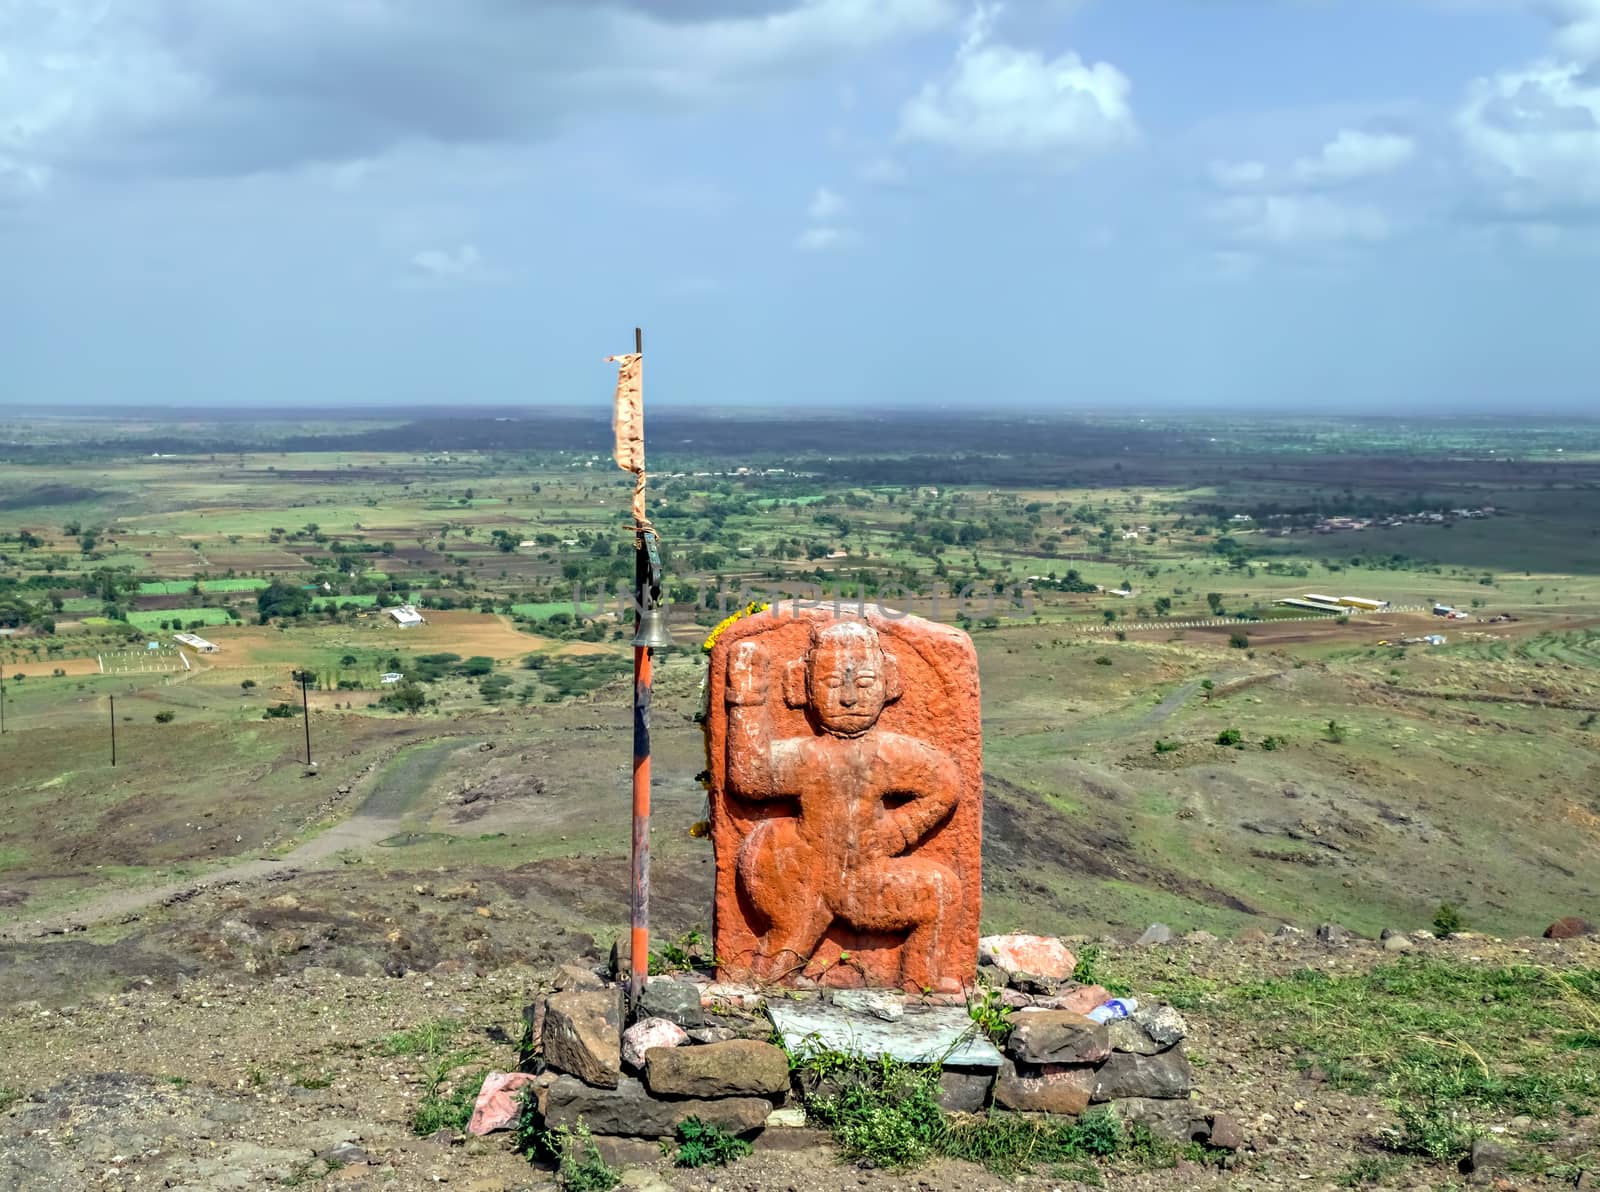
xmin=0 ymin=408 xmax=1596 ymax=973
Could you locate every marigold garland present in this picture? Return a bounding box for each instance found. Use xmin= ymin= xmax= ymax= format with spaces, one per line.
xmin=701 ymin=601 xmax=769 ymax=653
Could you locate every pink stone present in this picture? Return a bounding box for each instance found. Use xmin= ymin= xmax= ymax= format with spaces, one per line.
xmin=979 ymin=933 xmax=1078 ymax=981
xmin=621 ymin=1017 xmax=688 ymax=1069
xmin=1053 ymin=984 xmax=1112 ymax=1016
xmin=466 ymin=1071 xmax=536 ymax=1135
xmin=701 ymin=982 xmax=763 ymax=1011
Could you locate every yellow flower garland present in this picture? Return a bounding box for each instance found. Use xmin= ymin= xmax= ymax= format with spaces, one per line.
xmin=701 ymin=600 xmax=769 ymax=652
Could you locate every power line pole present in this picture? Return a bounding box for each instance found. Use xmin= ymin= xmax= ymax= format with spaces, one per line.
xmin=109 ymin=694 xmax=116 ymax=766
xmin=299 ymin=670 xmax=313 ymax=766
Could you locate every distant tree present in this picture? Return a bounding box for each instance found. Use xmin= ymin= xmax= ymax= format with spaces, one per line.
xmin=379 ymin=680 xmax=427 ymax=714
xmin=1206 ymin=592 xmax=1225 ymax=615
xmin=154 ymin=710 xmax=175 ymax=724
xmin=240 ymin=679 xmax=256 ymax=690
xmin=1228 ymin=630 xmax=1250 ymax=649
xmin=256 ymin=580 xmax=311 ymax=623
xmin=1153 ymin=596 xmax=1172 ymax=616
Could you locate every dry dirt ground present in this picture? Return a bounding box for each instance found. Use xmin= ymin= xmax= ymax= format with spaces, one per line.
xmin=2 ymin=933 xmax=1596 ymax=1192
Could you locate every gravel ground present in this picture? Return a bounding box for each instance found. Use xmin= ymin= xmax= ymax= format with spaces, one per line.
xmin=1 ymin=933 xmax=1596 ymax=1190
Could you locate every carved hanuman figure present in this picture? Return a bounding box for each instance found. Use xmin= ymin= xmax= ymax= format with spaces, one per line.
xmin=724 ymin=620 xmax=963 ymax=990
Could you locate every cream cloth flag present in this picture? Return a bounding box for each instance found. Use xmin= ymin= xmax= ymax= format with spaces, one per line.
xmin=606 ymin=352 xmax=646 ymax=528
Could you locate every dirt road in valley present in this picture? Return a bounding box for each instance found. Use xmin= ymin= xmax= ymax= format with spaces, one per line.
xmin=0 ymin=738 xmax=468 ymax=942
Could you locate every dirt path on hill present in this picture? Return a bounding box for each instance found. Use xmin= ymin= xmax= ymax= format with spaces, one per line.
xmin=0 ymin=739 xmax=468 ymax=942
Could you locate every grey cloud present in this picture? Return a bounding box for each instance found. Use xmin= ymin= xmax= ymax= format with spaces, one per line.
xmin=4 ymin=0 xmax=956 ymax=184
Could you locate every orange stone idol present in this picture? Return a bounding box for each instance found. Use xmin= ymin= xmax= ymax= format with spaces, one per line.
xmin=705 ymin=605 xmax=981 ymax=992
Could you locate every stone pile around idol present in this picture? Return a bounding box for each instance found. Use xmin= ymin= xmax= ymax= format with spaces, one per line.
xmin=504 ymin=931 xmax=1226 ymax=1156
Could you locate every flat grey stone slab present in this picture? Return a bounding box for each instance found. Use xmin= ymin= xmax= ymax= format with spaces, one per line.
xmin=768 ymin=1001 xmax=1003 ymax=1069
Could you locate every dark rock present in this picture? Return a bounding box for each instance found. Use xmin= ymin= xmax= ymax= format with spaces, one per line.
xmin=936 ymin=1067 xmax=994 ymax=1114
xmin=992 ymin=1059 xmax=1095 ymax=1115
xmin=1007 ymin=971 xmax=1057 ymax=997
xmin=1544 ymin=917 xmax=1597 ymax=940
xmin=1205 ymin=1113 xmax=1244 ymax=1151
xmin=317 ymin=1141 xmax=369 ymax=1165
xmin=1133 ymin=1005 xmax=1187 ymax=1047
xmin=752 ymin=1125 xmax=832 ymax=1153
xmin=608 ymin=936 xmax=631 ymax=980
xmin=644 ymin=1039 xmax=788 ymax=1098
xmin=521 ymin=1000 xmax=546 ymax=1061
xmin=542 ymin=989 xmax=622 ymax=1089
xmin=686 ymin=1026 xmax=738 ymax=1045
xmin=639 ymin=978 xmax=706 ymax=1028
xmin=552 ymin=963 xmax=605 ymax=992
xmin=1461 ymin=1136 xmax=1509 ymax=1180
xmin=1105 ymin=1018 xmax=1166 ymax=1056
xmin=1090 ymin=1049 xmax=1193 ymax=1102
xmin=1006 ymin=1011 xmax=1110 ymax=1065
xmin=543 ymin=1074 xmax=770 ymax=1137
xmin=1106 ymin=1098 xmax=1209 ymax=1145
xmin=560 ymin=1131 xmax=663 ymax=1169
xmin=1379 ymin=927 xmax=1405 ymax=940
xmin=1135 ymin=923 xmax=1173 ymax=946
xmin=1315 ymin=923 xmax=1351 ymax=946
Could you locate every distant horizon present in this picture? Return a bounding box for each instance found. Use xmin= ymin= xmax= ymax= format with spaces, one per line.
xmin=3 ymin=402 xmax=1599 ymax=425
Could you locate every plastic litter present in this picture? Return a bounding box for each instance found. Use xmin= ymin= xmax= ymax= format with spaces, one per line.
xmin=1086 ymin=997 xmax=1139 ymax=1023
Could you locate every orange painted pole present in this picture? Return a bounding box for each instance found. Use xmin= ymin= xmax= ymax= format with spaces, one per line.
xmin=628 ymin=325 xmax=651 ymax=1012
xmin=630 ymin=638 xmax=652 ymax=1009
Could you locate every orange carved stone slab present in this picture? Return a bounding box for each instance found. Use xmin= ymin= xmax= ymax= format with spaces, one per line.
xmin=705 ymin=604 xmax=981 ymax=992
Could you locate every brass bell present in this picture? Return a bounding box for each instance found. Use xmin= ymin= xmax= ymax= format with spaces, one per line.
xmin=632 ymin=605 xmax=673 ymax=649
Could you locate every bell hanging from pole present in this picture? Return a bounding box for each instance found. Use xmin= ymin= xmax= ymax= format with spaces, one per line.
xmin=633 ymin=604 xmax=673 ymax=650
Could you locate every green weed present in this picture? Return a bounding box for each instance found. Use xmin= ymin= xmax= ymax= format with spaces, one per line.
xmin=411 ymin=1053 xmax=483 ymax=1136
xmin=664 ymin=1117 xmax=752 ymax=1168
xmin=0 ymin=1086 xmax=21 ymax=1113
xmin=649 ymin=928 xmax=708 ymax=975
xmin=966 ymin=987 xmax=1012 ymax=1041
xmin=1432 ymin=903 xmax=1464 ymax=938
xmin=522 ymin=1117 xmax=620 ymax=1192
xmin=377 ymin=1019 xmax=463 ymax=1057
xmin=1336 ymin=1154 xmax=1407 ymax=1185
xmin=1071 ymin=944 xmax=1134 ymax=997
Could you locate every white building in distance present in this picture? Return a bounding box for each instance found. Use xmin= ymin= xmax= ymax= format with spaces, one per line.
xmin=386 ymin=605 xmax=425 ymax=628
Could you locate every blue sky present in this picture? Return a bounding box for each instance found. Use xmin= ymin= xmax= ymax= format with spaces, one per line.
xmin=3 ymin=1 xmax=1598 ymax=412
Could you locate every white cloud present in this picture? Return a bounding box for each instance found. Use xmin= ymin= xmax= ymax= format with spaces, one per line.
xmin=860 ymin=156 xmax=909 ymax=187
xmin=795 ymin=225 xmax=848 ymax=251
xmin=1209 ymin=159 xmax=1268 ymax=190
xmin=1203 ymin=127 xmax=1412 ymax=252
xmin=408 ymin=243 xmax=491 ymax=284
xmin=807 ymin=186 xmax=847 ymax=220
xmin=1292 ymin=130 xmax=1415 ymax=185
xmin=1540 ymin=0 xmax=1600 ymax=63
xmin=1208 ymin=194 xmax=1391 ymax=245
xmin=1457 ymin=60 xmax=1600 ymax=219
xmin=898 ymin=2 xmax=1136 ymax=161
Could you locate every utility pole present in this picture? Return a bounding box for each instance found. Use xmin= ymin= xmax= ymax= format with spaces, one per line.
xmin=109 ymin=694 xmax=116 ymax=766
xmin=299 ymin=670 xmax=313 ymax=766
